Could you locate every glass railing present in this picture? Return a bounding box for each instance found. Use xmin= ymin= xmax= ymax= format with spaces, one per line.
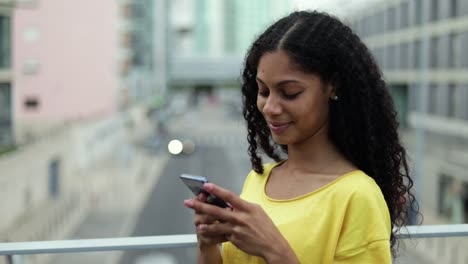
xmin=0 ymin=224 xmax=467 ymax=263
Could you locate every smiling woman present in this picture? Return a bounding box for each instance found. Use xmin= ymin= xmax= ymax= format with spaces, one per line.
xmin=184 ymin=10 xmax=419 ymax=264
xmin=255 ymin=50 xmax=333 ymax=146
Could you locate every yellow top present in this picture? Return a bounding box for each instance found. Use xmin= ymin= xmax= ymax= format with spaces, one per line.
xmin=222 ymin=162 xmax=392 ymax=264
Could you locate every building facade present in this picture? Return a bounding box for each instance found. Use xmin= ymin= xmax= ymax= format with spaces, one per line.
xmin=13 ymin=0 xmax=119 ymax=142
xmin=12 ymin=0 xmax=166 ymax=143
xmin=0 ymin=3 xmax=12 ymax=148
xmin=348 ymin=0 xmax=468 ymax=224
xmin=168 ymin=0 xmax=292 ymax=90
xmin=170 ymin=0 xmax=292 ymax=58
xmin=124 ymin=0 xmax=168 ymax=107
xmin=223 ymin=0 xmax=291 ymax=55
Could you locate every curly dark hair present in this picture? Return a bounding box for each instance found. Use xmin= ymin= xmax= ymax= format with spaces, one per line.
xmin=241 ymin=10 xmax=419 ymax=257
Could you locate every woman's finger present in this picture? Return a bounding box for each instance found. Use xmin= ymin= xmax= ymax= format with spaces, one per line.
xmin=194 ymin=214 xmax=217 ymax=226
xmin=197 ymin=192 xmax=207 ymax=202
xmin=198 ymin=222 xmax=232 ymax=237
xmin=203 ymin=183 xmax=249 ymax=211
xmin=197 ymin=222 xmax=231 ymax=245
xmin=187 ymin=199 xmax=236 ymax=223
xmin=187 ymin=199 xmax=226 ymax=223
xmin=197 ymin=234 xmax=228 ymax=245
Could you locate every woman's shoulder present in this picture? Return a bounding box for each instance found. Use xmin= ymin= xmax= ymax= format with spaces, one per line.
xmin=243 ymin=161 xmax=284 ymax=185
xmin=334 ymin=171 xmax=391 ymax=232
xmin=333 ymin=170 xmax=385 ymax=201
xmin=262 ymin=161 xmax=285 ymax=173
xmin=337 ymin=170 xmax=379 ymax=188
xmin=340 ymin=171 xmax=392 ymax=241
xmin=245 ymin=161 xmax=285 ymax=176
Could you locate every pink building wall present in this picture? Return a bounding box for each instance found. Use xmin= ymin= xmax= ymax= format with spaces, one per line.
xmin=13 ymin=0 xmax=119 ymax=123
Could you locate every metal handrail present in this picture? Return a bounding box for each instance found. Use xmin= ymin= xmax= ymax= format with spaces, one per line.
xmin=0 ymin=234 xmax=197 ymax=255
xmin=0 ymin=225 xmax=468 ymax=255
xmin=396 ymin=224 xmax=468 ymax=239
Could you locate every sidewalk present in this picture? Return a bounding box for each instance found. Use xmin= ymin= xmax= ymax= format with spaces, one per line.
xmin=169 ymin=100 xmax=246 ymax=135
xmin=44 ymin=112 xmax=171 ymax=264
xmin=47 ymin=150 xmax=169 ymax=264
xmin=0 ymin=106 xmax=172 ymax=264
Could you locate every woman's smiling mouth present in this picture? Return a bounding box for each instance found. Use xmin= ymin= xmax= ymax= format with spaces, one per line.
xmin=268 ymin=122 xmax=291 ymax=133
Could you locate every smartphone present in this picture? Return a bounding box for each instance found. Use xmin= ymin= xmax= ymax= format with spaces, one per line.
xmin=180 ymin=174 xmax=230 ymax=208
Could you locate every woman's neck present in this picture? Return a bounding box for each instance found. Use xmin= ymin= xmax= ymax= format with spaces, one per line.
xmin=285 ymin=125 xmax=353 ymax=175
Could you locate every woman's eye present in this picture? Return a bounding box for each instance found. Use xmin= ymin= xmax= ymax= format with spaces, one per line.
xmin=284 ymin=92 xmax=301 ymax=100
xmin=258 ymin=90 xmax=269 ymax=97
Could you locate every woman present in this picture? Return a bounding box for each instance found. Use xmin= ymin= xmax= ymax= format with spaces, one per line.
xmin=184 ymin=10 xmax=418 ymax=263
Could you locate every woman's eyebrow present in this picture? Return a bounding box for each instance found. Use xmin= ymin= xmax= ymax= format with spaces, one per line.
xmin=256 ymin=77 xmax=302 ymax=87
xmin=256 ymin=77 xmax=267 ymax=85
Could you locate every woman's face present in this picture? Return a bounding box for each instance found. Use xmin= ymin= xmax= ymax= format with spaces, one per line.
xmin=256 ymin=49 xmax=334 ymax=145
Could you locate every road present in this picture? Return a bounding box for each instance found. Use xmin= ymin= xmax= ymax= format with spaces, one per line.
xmin=119 ymin=102 xmax=251 ymax=264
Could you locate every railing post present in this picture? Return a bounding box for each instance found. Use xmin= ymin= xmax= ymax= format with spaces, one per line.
xmin=9 ymin=255 xmax=23 ymax=264
xmin=4 ymin=255 xmax=12 ymax=264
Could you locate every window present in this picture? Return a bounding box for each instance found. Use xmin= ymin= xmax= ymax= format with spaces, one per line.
xmin=387 ymin=7 xmax=396 ymax=32
xmin=414 ymin=0 xmax=423 ymax=25
xmin=413 ymin=39 xmax=421 ymax=68
xmin=0 ymin=16 xmax=11 ymax=69
xmin=360 ymin=20 xmax=367 ymax=37
xmin=460 ymin=32 xmax=468 ymax=68
xmin=463 ymin=85 xmax=468 ymax=120
xmin=399 ymin=42 xmax=410 ymax=69
xmin=362 ymin=16 xmax=371 ymax=37
xmin=224 ymin=0 xmax=237 ymax=52
xmin=376 ymin=12 xmax=385 ymax=34
xmin=372 ymin=48 xmax=385 ymax=68
xmin=24 ymin=97 xmax=40 ymax=110
xmin=0 ymin=83 xmax=12 ymax=145
xmin=400 ymin=1 xmax=410 ymax=29
xmin=429 ymin=36 xmax=439 ymax=68
xmin=390 ymin=85 xmax=409 ymax=127
xmin=448 ymin=33 xmax=459 ymax=68
xmin=450 ymin=0 xmax=458 ymax=17
xmin=408 ymin=83 xmax=420 ymax=112
xmin=356 ymin=20 xmax=364 ymax=37
xmin=386 ymin=45 xmax=397 ymax=70
xmin=438 ymin=174 xmax=468 ymax=224
xmin=461 ymin=1 xmax=468 ymax=20
xmin=428 ymin=84 xmax=438 ymax=114
xmin=447 ymin=83 xmax=456 ymax=117
xmin=430 ymin=0 xmax=439 ymax=22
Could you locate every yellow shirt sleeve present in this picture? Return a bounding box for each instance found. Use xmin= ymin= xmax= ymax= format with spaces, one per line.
xmin=334 ymin=179 xmax=392 ymax=263
xmin=334 ymin=240 xmax=391 ymax=263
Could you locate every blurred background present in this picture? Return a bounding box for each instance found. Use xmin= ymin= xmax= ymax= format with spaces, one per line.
xmin=0 ymin=0 xmax=467 ymax=263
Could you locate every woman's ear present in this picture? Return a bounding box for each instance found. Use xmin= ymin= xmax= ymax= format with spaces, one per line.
xmin=328 ymin=84 xmax=338 ymax=101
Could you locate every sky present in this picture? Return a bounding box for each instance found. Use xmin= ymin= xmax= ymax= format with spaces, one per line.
xmin=290 ymin=0 xmax=381 ymax=17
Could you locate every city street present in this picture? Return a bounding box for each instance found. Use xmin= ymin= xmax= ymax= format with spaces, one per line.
xmin=119 ymin=101 xmax=251 ymax=263
xmin=3 ymin=0 xmax=468 ymax=263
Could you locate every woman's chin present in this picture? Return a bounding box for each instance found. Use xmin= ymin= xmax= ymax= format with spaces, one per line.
xmin=271 ymin=135 xmax=292 ymax=145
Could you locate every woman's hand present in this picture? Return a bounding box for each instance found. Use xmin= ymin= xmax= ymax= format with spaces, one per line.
xmin=184 ymin=183 xmax=299 ymax=263
xmin=185 ymin=192 xmax=229 ymax=249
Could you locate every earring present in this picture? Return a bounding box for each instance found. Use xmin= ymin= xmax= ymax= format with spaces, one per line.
xmin=331 ymin=95 xmax=339 ymax=101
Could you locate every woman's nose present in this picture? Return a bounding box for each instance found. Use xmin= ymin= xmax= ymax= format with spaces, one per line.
xmin=262 ymin=95 xmax=282 ymax=116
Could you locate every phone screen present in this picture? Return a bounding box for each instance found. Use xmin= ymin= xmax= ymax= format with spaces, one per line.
xmin=180 ymin=174 xmax=230 ymax=208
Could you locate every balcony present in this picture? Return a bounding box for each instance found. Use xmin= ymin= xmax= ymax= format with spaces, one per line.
xmin=1 ymin=224 xmax=467 ymax=263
